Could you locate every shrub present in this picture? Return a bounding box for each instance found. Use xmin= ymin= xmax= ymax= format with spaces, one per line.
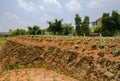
xmin=74 ymin=45 xmax=79 ymax=49
xmin=82 ymin=47 xmax=86 ymax=52
xmin=99 ymin=42 xmax=105 ymax=48
xmin=109 ymin=42 xmax=117 ymax=47
xmin=27 ymin=63 xmax=33 ymax=68
xmin=112 ymin=49 xmax=120 ymax=56
xmin=84 ymin=40 xmax=88 ymax=44
xmin=55 ymin=68 xmax=61 ymax=73
xmin=98 ymin=50 xmax=105 ymax=57
xmin=77 ymin=40 xmax=81 ymax=44
xmin=91 ymin=41 xmax=98 ymax=49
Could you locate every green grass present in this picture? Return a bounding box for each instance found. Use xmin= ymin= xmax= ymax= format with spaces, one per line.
xmin=0 ymin=37 xmax=6 ymax=46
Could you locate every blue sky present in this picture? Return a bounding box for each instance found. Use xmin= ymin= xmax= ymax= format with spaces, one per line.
xmin=0 ymin=0 xmax=120 ymax=32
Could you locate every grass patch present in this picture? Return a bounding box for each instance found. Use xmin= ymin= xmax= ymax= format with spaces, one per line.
xmin=0 ymin=37 xmax=6 ymax=46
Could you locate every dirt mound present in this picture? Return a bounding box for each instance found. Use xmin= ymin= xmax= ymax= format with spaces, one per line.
xmin=0 ymin=36 xmax=120 ymax=81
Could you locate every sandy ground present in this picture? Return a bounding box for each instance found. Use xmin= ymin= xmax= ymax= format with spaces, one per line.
xmin=0 ymin=68 xmax=78 ymax=81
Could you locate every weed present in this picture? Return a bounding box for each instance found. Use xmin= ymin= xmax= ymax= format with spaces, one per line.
xmin=109 ymin=42 xmax=117 ymax=47
xmin=77 ymin=40 xmax=81 ymax=44
xmin=5 ymin=76 xmax=10 ymax=81
xmin=18 ymin=64 xmax=24 ymax=69
xmin=82 ymin=47 xmax=86 ymax=52
xmin=84 ymin=39 xmax=89 ymax=44
xmin=0 ymin=69 xmax=4 ymax=75
xmin=14 ymin=67 xmax=19 ymax=75
xmin=43 ymin=64 xmax=48 ymax=69
xmin=91 ymin=41 xmax=98 ymax=49
xmin=98 ymin=50 xmax=105 ymax=57
xmin=34 ymin=64 xmax=39 ymax=68
xmin=99 ymin=42 xmax=105 ymax=48
xmin=55 ymin=68 xmax=61 ymax=73
xmin=6 ymin=65 xmax=11 ymax=74
xmin=26 ymin=75 xmax=31 ymax=81
xmin=27 ymin=63 xmax=33 ymax=68
xmin=112 ymin=49 xmax=120 ymax=56
xmin=74 ymin=45 xmax=79 ymax=49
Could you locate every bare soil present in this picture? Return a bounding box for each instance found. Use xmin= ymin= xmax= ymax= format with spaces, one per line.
xmin=0 ymin=36 xmax=120 ymax=81
xmin=0 ymin=68 xmax=78 ymax=81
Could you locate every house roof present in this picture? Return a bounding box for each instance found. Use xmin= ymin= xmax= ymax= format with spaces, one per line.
xmin=0 ymin=32 xmax=11 ymax=36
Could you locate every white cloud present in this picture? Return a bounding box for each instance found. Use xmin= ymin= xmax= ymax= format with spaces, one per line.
xmin=66 ymin=0 xmax=81 ymax=11
xmin=3 ymin=12 xmax=32 ymax=30
xmin=17 ymin=0 xmax=35 ymax=11
xmin=88 ymin=0 xmax=103 ymax=8
xmin=43 ymin=0 xmax=62 ymax=9
xmin=40 ymin=5 xmax=46 ymax=11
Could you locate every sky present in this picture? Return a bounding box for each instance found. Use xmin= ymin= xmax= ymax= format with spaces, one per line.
xmin=0 ymin=0 xmax=120 ymax=32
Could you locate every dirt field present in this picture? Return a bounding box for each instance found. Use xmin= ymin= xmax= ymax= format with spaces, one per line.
xmin=0 ymin=68 xmax=78 ymax=81
xmin=0 ymin=36 xmax=120 ymax=81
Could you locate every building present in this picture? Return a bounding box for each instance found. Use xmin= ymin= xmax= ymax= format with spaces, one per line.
xmin=91 ymin=18 xmax=101 ymax=27
xmin=0 ymin=29 xmax=12 ymax=37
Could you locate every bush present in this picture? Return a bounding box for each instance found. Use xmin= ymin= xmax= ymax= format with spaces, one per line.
xmin=98 ymin=50 xmax=105 ymax=57
xmin=112 ymin=49 xmax=120 ymax=56
xmin=74 ymin=45 xmax=79 ymax=49
xmin=109 ymin=42 xmax=117 ymax=47
xmin=91 ymin=41 xmax=98 ymax=49
xmin=99 ymin=42 xmax=105 ymax=48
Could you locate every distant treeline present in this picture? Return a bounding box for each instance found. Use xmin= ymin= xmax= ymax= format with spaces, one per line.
xmin=5 ymin=10 xmax=120 ymax=37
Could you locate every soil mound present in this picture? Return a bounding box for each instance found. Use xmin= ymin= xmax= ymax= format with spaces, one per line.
xmin=0 ymin=36 xmax=120 ymax=81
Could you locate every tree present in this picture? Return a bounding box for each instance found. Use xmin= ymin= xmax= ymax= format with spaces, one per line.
xmin=81 ymin=16 xmax=90 ymax=36
xmin=101 ymin=10 xmax=120 ymax=36
xmin=93 ymin=25 xmax=101 ymax=33
xmin=28 ymin=25 xmax=41 ymax=35
xmin=62 ymin=23 xmax=73 ymax=35
xmin=48 ymin=19 xmax=63 ymax=35
xmin=74 ymin=14 xmax=82 ymax=36
xmin=111 ymin=10 xmax=120 ymax=30
xmin=11 ymin=29 xmax=27 ymax=36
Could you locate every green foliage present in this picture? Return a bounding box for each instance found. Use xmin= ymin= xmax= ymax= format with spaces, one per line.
xmin=14 ymin=66 xmax=19 ymax=75
xmin=98 ymin=50 xmax=105 ymax=57
xmin=28 ymin=25 xmax=41 ymax=35
xmin=91 ymin=41 xmax=98 ymax=48
xmin=99 ymin=42 xmax=105 ymax=48
xmin=0 ymin=37 xmax=6 ymax=46
xmin=112 ymin=49 xmax=120 ymax=56
xmin=0 ymin=69 xmax=4 ymax=75
xmin=48 ymin=19 xmax=63 ymax=35
xmin=101 ymin=10 xmax=120 ymax=36
xmin=81 ymin=16 xmax=90 ymax=36
xmin=55 ymin=68 xmax=61 ymax=73
xmin=74 ymin=14 xmax=82 ymax=36
xmin=62 ymin=24 xmax=73 ymax=35
xmin=108 ymin=42 xmax=117 ymax=47
xmin=18 ymin=64 xmax=24 ymax=69
xmin=43 ymin=64 xmax=48 ymax=69
xmin=5 ymin=77 xmax=10 ymax=81
xmin=26 ymin=75 xmax=31 ymax=81
xmin=11 ymin=28 xmax=27 ymax=36
xmin=27 ymin=63 xmax=33 ymax=68
xmin=93 ymin=25 xmax=101 ymax=33
xmin=0 ymin=33 xmax=3 ymax=37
